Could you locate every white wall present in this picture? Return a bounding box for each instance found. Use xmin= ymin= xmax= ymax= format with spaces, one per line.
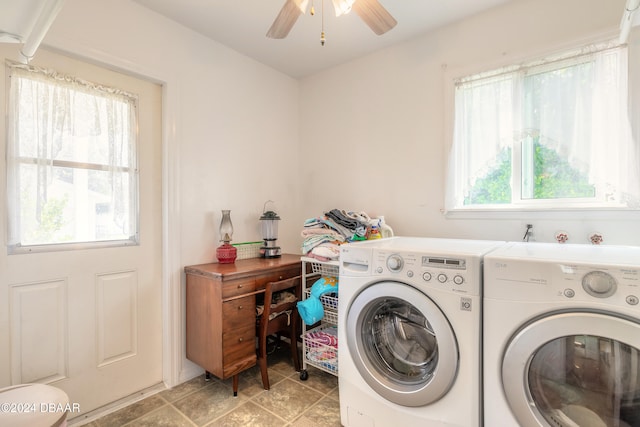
xmin=43 ymin=0 xmax=302 ymax=384
xmin=299 ymin=0 xmax=640 ymax=246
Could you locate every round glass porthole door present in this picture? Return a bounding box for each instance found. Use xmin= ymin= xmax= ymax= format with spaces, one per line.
xmin=346 ymin=281 xmax=458 ymax=407
xmin=502 ymin=312 xmax=640 ymax=427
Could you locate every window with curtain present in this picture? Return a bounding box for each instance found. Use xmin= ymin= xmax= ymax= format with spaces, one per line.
xmin=445 ymin=40 xmax=640 ymax=213
xmin=6 ymin=61 xmax=139 ymax=252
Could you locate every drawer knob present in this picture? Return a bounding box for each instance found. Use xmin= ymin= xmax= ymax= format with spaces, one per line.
xmin=237 ymin=284 xmax=243 ymax=289
xmin=238 ymin=337 xmax=243 ymax=342
xmin=279 ymin=276 xmax=283 ymax=280
xmin=238 ymin=305 xmax=243 ymax=310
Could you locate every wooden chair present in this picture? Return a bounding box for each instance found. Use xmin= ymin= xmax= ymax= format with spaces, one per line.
xmin=256 ymin=275 xmax=302 ymax=390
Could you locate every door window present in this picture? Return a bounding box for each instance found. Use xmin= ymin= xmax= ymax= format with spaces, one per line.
xmin=528 ymin=335 xmax=640 ymax=427
xmin=346 ymin=282 xmax=458 ymax=407
xmin=6 ymin=61 xmax=139 ymax=253
xmin=362 ymin=297 xmax=438 ymax=384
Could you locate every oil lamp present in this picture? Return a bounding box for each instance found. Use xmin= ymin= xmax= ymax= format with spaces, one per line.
xmin=259 ymin=208 xmax=281 ymax=258
xmin=216 ymin=209 xmax=237 ymax=263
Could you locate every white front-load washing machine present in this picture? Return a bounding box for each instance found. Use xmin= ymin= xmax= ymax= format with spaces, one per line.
xmin=338 ymin=237 xmax=503 ymax=427
xmin=484 ymin=242 xmax=640 ymax=427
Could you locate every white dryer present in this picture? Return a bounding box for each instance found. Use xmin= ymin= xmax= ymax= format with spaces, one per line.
xmin=338 ymin=237 xmax=503 ymax=427
xmin=484 ymin=242 xmax=640 ymax=427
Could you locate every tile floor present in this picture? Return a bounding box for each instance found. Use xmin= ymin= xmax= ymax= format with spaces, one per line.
xmin=77 ymin=347 xmax=341 ymax=427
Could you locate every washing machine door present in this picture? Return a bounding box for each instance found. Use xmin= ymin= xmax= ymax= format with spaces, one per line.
xmin=502 ymin=311 xmax=640 ymax=427
xmin=345 ymin=280 xmax=458 ymax=407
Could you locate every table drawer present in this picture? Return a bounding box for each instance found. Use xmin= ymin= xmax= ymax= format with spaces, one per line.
xmin=222 ymin=325 xmax=255 ymax=365
xmin=222 ymin=296 xmax=256 ymax=330
xmin=221 ymin=278 xmax=256 ymax=299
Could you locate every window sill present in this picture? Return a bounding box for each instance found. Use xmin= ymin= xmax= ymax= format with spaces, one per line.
xmin=8 ymin=238 xmax=138 ymax=255
xmin=443 ymin=207 xmax=640 ymax=221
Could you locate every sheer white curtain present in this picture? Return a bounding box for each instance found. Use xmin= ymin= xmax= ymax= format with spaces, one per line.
xmin=527 ymin=47 xmax=639 ymax=206
xmin=7 ymin=62 xmax=138 ymax=247
xmin=446 ymin=41 xmax=640 ymax=211
xmin=446 ymin=71 xmax=516 ymax=209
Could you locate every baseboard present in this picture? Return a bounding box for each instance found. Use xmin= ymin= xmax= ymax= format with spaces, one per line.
xmin=66 ymin=382 xmax=167 ymax=426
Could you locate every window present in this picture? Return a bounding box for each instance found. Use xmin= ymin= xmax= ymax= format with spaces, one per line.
xmin=445 ymin=40 xmax=640 ymax=213
xmin=6 ymin=62 xmax=139 ymax=252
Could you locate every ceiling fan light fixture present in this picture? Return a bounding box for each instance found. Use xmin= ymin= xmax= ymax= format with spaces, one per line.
xmin=267 ymin=0 xmax=396 ymax=41
xmin=266 ymin=0 xmax=310 ymax=39
xmin=352 ymin=0 xmax=397 ymax=35
xmin=331 ymin=0 xmax=355 ymax=16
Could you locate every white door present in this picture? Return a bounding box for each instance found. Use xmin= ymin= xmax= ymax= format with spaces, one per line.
xmin=0 ymin=46 xmax=163 ymax=416
xmin=345 ymin=281 xmax=458 ymax=407
xmin=501 ymin=311 xmax=640 ymax=427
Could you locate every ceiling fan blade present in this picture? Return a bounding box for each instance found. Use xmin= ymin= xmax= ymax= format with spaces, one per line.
xmin=266 ymin=0 xmax=309 ymax=39
xmin=352 ymin=0 xmax=397 ymax=35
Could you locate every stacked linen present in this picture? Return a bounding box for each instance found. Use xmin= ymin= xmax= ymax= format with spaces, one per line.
xmin=301 ymin=227 xmax=344 ymax=261
xmin=301 ymin=209 xmax=372 ymax=261
xmin=324 ymin=209 xmax=368 ymax=239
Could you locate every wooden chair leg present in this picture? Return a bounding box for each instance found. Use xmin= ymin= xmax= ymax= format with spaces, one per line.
xmin=258 ymin=334 xmax=270 ymax=390
xmin=291 ymin=328 xmax=300 ymax=372
xmin=258 ymin=356 xmax=270 ymax=390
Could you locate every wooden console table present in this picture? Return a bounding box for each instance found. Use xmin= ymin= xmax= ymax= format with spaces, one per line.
xmin=184 ymin=254 xmax=301 ymax=395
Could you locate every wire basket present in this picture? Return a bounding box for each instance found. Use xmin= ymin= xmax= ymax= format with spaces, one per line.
xmin=304 ymin=290 xmax=338 ymax=325
xmin=305 ymin=258 xmax=339 ymax=277
xmin=233 ymin=242 xmax=262 ymax=260
xmin=303 ymin=325 xmax=338 ymax=375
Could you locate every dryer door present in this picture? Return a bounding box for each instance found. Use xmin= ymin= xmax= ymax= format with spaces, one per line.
xmin=345 ymin=281 xmax=458 ymax=407
xmin=502 ymin=311 xmax=640 ymax=427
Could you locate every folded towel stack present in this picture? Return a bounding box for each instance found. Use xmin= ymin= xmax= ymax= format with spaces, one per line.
xmin=301 ymin=209 xmax=373 ymax=261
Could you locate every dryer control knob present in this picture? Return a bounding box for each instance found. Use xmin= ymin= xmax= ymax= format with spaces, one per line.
xmin=387 ymin=255 xmax=404 ymax=272
xmin=582 ymin=271 xmax=617 ymax=298
xmin=437 ymin=273 xmax=448 ymax=283
xmin=453 ymin=275 xmax=464 ymax=285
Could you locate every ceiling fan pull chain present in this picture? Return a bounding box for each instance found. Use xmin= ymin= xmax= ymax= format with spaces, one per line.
xmin=320 ymin=0 xmax=326 ymax=46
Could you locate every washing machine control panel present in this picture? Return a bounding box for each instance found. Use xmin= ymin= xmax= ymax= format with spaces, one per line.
xmin=372 ymin=250 xmax=476 ymax=294
xmin=582 ymin=271 xmax=617 ymax=298
xmin=386 ymin=254 xmax=404 ymax=272
xmin=487 ymin=257 xmax=640 ymax=307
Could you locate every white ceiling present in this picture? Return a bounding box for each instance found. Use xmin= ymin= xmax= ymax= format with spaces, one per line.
xmin=131 ymin=0 xmax=515 ymax=78
xmin=0 ymin=0 xmax=55 ymax=43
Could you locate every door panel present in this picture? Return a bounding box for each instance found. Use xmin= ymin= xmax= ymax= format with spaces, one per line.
xmin=502 ymin=311 xmax=640 ymax=427
xmin=346 ymin=281 xmax=458 ymax=407
xmin=0 ymin=45 xmax=163 ymax=417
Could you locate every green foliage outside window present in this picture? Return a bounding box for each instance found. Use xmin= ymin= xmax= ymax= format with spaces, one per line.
xmin=530 ymin=141 xmax=596 ymax=199
xmin=464 ymin=139 xmax=595 ymax=205
xmin=465 ymin=147 xmax=512 ymax=205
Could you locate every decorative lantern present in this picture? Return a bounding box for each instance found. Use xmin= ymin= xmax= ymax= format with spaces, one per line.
xmin=260 ymin=209 xmax=281 ymax=258
xmin=216 ymin=209 xmax=237 ymax=263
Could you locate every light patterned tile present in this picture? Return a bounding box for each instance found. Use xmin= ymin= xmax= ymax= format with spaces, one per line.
xmin=251 ymin=378 xmax=323 ymax=422
xmin=290 ymin=396 xmax=341 ymax=427
xmin=220 ymin=365 xmax=287 ymax=398
xmin=327 ymin=385 xmax=339 ymax=402
xmin=295 ymin=366 xmax=338 ymax=395
xmin=205 ymin=401 xmax=286 ymax=427
xmin=173 ymin=383 xmax=246 ymax=426
xmin=126 ymin=405 xmax=194 ymax=427
xmin=95 ymin=395 xmax=166 ymax=427
xmin=159 ymin=374 xmax=212 ymax=403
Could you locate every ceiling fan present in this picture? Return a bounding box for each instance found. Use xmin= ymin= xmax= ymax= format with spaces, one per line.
xmin=266 ymin=0 xmax=397 ymax=43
